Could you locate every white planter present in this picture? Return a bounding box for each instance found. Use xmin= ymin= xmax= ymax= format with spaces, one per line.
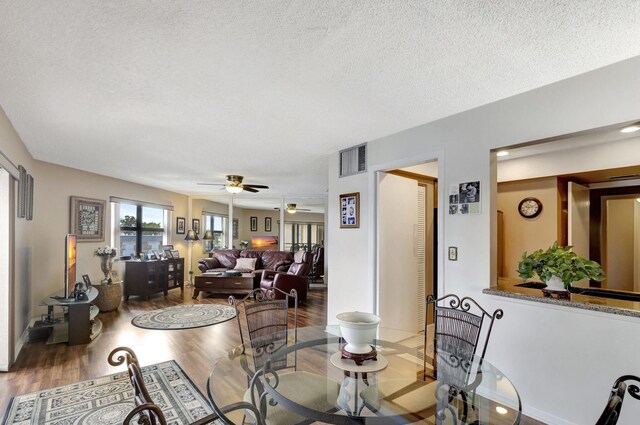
xmin=336 ymin=311 xmax=380 ymax=354
xmin=545 ymin=275 xmax=566 ymax=291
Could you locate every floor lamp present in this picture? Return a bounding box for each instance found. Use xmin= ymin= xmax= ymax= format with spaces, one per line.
xmin=184 ymin=229 xmax=199 ymax=287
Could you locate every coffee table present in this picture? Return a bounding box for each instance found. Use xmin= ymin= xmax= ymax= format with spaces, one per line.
xmin=192 ymin=272 xmax=255 ymax=299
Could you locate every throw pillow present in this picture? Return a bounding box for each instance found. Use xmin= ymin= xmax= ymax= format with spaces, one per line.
xmin=294 ymin=250 xmax=305 ymax=263
xmin=234 ymin=257 xmax=257 ymax=271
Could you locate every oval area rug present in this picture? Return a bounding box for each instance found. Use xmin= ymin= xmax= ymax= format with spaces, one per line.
xmin=131 ymin=304 xmax=236 ymax=330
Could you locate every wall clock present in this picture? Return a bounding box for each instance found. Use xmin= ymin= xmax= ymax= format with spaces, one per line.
xmin=518 ymin=197 xmax=542 ymax=218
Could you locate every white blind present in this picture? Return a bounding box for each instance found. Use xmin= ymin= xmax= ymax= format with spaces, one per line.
xmin=109 ymin=196 xmax=174 ymax=211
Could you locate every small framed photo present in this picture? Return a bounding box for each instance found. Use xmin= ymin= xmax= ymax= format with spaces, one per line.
xmin=265 ymin=217 xmax=272 ymax=232
xmin=164 ymin=249 xmax=174 ymax=259
xmin=111 ymin=270 xmax=119 ymax=281
xmin=192 ymin=218 xmax=200 ymax=234
xmin=70 ymin=196 xmax=106 ymax=241
xmin=250 ymin=216 xmax=258 ymax=232
xmin=153 ymin=250 xmax=162 ymax=260
xmin=170 ymin=250 xmax=180 ymax=258
xmin=176 ymin=217 xmax=186 ymax=234
xmin=340 ymin=192 xmax=360 ymax=228
xmin=82 ymin=274 xmax=92 ymax=287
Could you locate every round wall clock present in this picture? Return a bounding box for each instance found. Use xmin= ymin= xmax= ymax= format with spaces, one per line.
xmin=518 ymin=197 xmax=542 ymax=218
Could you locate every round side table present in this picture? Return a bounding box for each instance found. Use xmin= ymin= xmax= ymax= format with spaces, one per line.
xmin=94 ymin=281 xmax=123 ymax=312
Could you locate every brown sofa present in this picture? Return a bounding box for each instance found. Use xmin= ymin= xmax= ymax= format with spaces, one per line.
xmin=197 ymin=249 xmax=294 ymax=288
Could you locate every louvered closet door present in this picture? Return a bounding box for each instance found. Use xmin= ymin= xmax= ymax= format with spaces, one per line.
xmin=417 ymin=185 xmax=426 ymax=331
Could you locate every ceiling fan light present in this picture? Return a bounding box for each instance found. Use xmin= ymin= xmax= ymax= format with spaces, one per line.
xmin=286 ymin=203 xmax=297 ymax=214
xmin=226 ymin=186 xmax=243 ymax=194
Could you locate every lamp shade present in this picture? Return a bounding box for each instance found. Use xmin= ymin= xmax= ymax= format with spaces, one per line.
xmin=225 ymin=185 xmax=243 ymax=194
xmin=184 ymin=230 xmax=199 ymax=241
xmin=203 ymin=230 xmax=214 ymax=240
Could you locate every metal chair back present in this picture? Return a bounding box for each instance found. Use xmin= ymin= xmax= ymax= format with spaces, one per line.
xmin=596 ymin=375 xmax=640 ymax=425
xmin=230 ymin=288 xmax=298 ymax=372
xmin=424 ymin=294 xmax=503 ymax=381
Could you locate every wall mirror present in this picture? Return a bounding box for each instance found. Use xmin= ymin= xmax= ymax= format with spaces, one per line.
xmin=494 ymin=119 xmax=640 ymax=292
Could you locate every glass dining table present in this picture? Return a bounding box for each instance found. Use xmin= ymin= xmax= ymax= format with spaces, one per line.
xmin=207 ymin=326 xmax=521 ymax=424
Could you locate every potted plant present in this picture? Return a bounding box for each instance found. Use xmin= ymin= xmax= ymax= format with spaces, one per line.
xmin=517 ymin=241 xmax=605 ymax=292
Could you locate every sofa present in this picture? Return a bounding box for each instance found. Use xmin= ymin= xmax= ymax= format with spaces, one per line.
xmin=197 ymin=249 xmax=294 ymax=288
xmin=260 ymin=250 xmax=312 ymax=301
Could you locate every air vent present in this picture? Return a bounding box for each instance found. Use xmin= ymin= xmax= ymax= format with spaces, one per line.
xmin=608 ymin=174 xmax=640 ymax=180
xmin=339 ymin=143 xmax=367 ymax=177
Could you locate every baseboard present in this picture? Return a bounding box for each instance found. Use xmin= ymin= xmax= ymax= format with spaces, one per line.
xmin=523 ymin=404 xmax=575 ymax=425
xmin=11 ymin=317 xmax=36 ymax=368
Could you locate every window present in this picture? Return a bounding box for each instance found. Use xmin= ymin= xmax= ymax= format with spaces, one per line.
xmin=284 ymin=222 xmax=324 ymax=251
xmin=112 ymin=200 xmax=171 ymax=258
xmin=203 ymin=212 xmax=228 ymax=252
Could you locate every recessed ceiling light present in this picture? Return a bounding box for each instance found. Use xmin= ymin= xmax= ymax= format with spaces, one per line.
xmin=496 ymin=150 xmax=509 ymax=157
xmin=621 ymin=123 xmax=640 ymax=133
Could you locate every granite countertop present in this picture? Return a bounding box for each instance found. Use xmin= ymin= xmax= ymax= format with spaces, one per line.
xmin=483 ymin=278 xmax=640 ymax=319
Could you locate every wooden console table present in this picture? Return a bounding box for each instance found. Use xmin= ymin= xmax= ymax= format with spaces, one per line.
xmin=193 ymin=272 xmax=255 ymax=299
xmin=124 ymin=258 xmax=184 ymax=300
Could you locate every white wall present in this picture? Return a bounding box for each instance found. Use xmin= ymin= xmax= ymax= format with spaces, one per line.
xmin=328 ymin=56 xmax=640 ymax=424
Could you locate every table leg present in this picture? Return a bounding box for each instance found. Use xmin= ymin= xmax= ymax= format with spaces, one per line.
xmin=192 ymin=289 xmax=200 ymax=299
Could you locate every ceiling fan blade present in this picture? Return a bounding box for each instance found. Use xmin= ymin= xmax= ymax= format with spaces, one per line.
xmin=243 ymin=187 xmax=259 ymax=193
xmin=197 ymin=182 xmax=226 ymax=186
xmin=243 ymin=184 xmax=269 ymax=189
xmin=298 ymin=208 xmax=311 ymax=211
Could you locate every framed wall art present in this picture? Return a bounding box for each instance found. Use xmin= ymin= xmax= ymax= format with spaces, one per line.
xmin=233 ymin=218 xmax=239 ymax=239
xmin=192 ymin=218 xmax=200 ymax=234
xmin=250 ymin=216 xmax=258 ymax=232
xmin=176 ymin=217 xmax=186 ymax=234
xmin=265 ymin=217 xmax=272 ymax=232
xmin=340 ymin=192 xmax=360 ymax=228
xmin=70 ymin=196 xmax=106 ymax=241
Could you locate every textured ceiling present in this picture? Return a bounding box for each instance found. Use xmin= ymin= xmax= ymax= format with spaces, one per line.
xmin=1 ymin=1 xmax=640 ymax=207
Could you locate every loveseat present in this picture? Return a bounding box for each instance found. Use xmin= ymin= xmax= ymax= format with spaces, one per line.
xmin=260 ymin=250 xmax=312 ymax=301
xmin=197 ymin=249 xmax=294 ymax=288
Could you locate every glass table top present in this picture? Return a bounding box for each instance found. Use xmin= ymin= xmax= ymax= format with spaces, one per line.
xmin=208 ymin=326 xmax=521 ymax=424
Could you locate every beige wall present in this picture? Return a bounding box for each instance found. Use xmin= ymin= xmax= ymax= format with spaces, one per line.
xmin=497 ymin=177 xmax=560 ymax=279
xmin=31 ymin=161 xmax=189 ymax=320
xmin=605 ymin=198 xmax=634 ymax=290
xmin=0 ymin=106 xmax=36 ymax=361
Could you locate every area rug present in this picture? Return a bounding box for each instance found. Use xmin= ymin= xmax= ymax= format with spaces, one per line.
xmin=131 ymin=304 xmax=236 ymax=330
xmin=1 ymin=360 xmax=215 ymax=425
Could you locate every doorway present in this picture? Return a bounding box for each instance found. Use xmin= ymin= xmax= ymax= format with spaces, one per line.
xmin=376 ymin=162 xmax=438 ymax=333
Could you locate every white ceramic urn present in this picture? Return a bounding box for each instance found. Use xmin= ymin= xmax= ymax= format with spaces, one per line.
xmin=336 ymin=311 xmax=381 ymax=354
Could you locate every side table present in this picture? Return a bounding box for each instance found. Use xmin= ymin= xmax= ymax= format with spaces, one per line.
xmin=94 ymin=281 xmax=123 ymax=312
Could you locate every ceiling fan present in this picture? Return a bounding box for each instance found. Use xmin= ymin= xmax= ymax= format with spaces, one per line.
xmin=274 ymin=203 xmax=311 ymax=214
xmin=197 ymin=175 xmax=269 ymax=193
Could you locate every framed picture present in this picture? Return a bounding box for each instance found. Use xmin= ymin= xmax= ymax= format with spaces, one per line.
xmin=250 ymin=216 xmax=258 ymax=232
xmin=265 ymin=217 xmax=272 ymax=232
xmin=162 ymin=244 xmax=174 ymax=250
xmin=82 ymin=274 xmax=92 ymax=286
xmin=153 ymin=250 xmax=162 ymax=260
xmin=70 ymin=196 xmax=106 ymax=241
xmin=176 ymin=217 xmax=186 ymax=234
xmin=170 ymin=250 xmax=180 ymax=258
xmin=164 ymin=249 xmax=173 ymax=259
xmin=192 ymin=218 xmax=200 ymax=234
xmin=233 ymin=218 xmax=238 ymax=239
xmin=111 ymin=270 xmax=119 ymax=281
xmin=340 ymin=192 xmax=360 ymax=229
xmin=26 ymin=174 xmax=34 ymax=221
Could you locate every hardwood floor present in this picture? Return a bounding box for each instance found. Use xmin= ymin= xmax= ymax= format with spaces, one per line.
xmin=0 ymin=285 xmax=544 ymax=424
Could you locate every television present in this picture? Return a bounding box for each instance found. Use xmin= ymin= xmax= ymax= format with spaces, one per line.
xmin=64 ymin=234 xmax=77 ymax=299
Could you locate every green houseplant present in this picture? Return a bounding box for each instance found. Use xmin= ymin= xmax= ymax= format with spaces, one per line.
xmin=517 ymin=241 xmax=605 ymax=290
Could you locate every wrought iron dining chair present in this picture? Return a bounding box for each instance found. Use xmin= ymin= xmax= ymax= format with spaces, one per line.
xmin=108 ymin=346 xmax=225 ymax=425
xmin=425 ymin=293 xmax=504 ymax=422
xmin=226 ymin=288 xmax=339 ymax=425
xmin=596 ymin=375 xmax=640 ymax=425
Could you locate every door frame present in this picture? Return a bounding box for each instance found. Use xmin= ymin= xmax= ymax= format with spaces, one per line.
xmin=368 ymin=151 xmax=445 ymax=316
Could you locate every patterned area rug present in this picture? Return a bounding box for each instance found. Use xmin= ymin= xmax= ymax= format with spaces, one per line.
xmin=1 ymin=360 xmax=214 ymax=425
xmin=131 ymin=304 xmax=236 ymax=330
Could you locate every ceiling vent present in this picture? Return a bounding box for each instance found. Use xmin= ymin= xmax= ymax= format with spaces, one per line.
xmin=608 ymin=174 xmax=640 ymax=180
xmin=339 ymin=143 xmax=367 ymax=177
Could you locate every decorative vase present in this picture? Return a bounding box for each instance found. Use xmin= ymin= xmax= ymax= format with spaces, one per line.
xmin=336 ymin=311 xmax=380 ymax=354
xmin=544 ymin=275 xmax=566 ymax=291
xmin=100 ymin=256 xmax=113 ymax=284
